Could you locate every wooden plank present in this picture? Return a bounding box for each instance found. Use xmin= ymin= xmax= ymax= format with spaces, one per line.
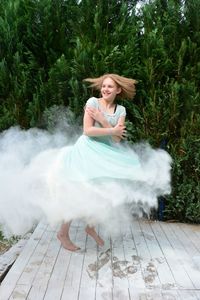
xmin=124 ymin=228 xmax=146 ymax=291
xmin=129 ymin=289 xmax=147 ymax=300
xmin=12 ymin=225 xmax=54 ymax=286
xmin=161 ymin=290 xmax=181 ymax=299
xmin=119 ymin=221 xmax=146 ymax=300
xmin=160 ymin=222 xmax=200 ymax=289
xmin=137 ymin=220 xmax=180 ymax=300
xmin=131 ymin=288 xmax=181 ymax=300
xmin=78 ymin=224 xmax=98 ymax=300
xmin=0 ymin=222 xmax=47 ymax=300
xmin=112 ymin=223 xmax=130 ymax=300
xmin=9 ymin=284 xmax=32 ymax=300
xmin=9 ymin=224 xmax=55 ymax=299
xmin=169 ymin=223 xmax=200 ymax=290
xmin=131 ymin=289 xmax=182 ymax=300
xmin=140 ymin=220 xmax=176 ymax=289
xmin=177 ymin=290 xmax=198 ymax=300
xmin=60 ymin=222 xmax=87 ymax=300
xmin=0 ymin=235 xmax=29 ymax=280
xmin=146 ymin=290 xmax=169 ymax=300
xmin=194 ymin=290 xmax=200 ymax=300
xmin=112 ymin=287 xmax=130 ymax=300
xmin=130 ymin=219 xmax=160 ymax=289
xmin=97 ymin=288 xmax=113 ymax=300
xmin=25 ymin=227 xmax=61 ymax=300
xmin=150 ymin=221 xmax=194 ymax=289
xmin=170 ymin=223 xmax=200 ymax=256
xmin=43 ymin=221 xmax=79 ymax=300
xmin=181 ymin=223 xmax=200 ymax=252
xmin=95 ymin=225 xmax=113 ymax=300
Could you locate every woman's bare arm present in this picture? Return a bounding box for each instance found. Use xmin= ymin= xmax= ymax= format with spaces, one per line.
xmin=83 ymin=107 xmax=126 ymax=141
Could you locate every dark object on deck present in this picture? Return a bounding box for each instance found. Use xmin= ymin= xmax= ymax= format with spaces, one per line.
xmin=150 ymin=138 xmax=169 ymax=221
xmin=158 ymin=196 xmax=165 ymax=221
xmin=157 ymin=138 xmax=168 ymax=221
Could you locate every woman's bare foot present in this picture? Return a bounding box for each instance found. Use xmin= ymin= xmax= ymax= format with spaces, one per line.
xmin=57 ymin=233 xmax=80 ymax=251
xmin=85 ymin=226 xmax=104 ymax=247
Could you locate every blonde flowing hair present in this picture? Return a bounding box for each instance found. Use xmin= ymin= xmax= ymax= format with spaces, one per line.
xmin=83 ymin=74 xmax=137 ymax=100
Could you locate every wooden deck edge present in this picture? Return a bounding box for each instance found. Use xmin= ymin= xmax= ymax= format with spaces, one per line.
xmin=0 ymin=234 xmax=31 ymax=282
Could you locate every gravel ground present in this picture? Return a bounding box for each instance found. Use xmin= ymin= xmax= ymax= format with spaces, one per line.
xmin=0 ymin=241 xmax=10 ymax=255
xmin=0 ymin=235 xmax=20 ymax=255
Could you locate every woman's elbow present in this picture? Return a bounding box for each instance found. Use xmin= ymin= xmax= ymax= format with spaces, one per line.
xmin=83 ymin=128 xmax=91 ymax=136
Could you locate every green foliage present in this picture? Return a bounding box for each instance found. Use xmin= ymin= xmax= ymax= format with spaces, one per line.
xmin=0 ymin=0 xmax=199 ymax=222
xmin=165 ymin=136 xmax=200 ymax=223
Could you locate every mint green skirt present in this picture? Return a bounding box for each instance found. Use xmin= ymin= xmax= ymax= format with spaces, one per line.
xmin=44 ymin=135 xmax=172 ymax=226
xmin=61 ymin=135 xmax=141 ymax=181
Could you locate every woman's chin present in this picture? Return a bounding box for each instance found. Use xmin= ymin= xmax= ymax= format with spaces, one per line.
xmin=102 ymin=95 xmax=114 ymax=101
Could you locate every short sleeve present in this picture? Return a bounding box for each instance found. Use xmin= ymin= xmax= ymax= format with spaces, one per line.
xmin=119 ymin=105 xmax=126 ymax=117
xmin=86 ymin=97 xmax=98 ymax=108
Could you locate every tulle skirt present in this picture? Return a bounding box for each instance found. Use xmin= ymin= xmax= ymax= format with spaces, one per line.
xmin=39 ymin=135 xmax=172 ymax=226
xmin=0 ymin=128 xmax=172 ymax=236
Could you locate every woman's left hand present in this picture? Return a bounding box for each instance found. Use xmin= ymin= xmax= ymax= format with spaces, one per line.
xmin=85 ymin=107 xmax=105 ymax=124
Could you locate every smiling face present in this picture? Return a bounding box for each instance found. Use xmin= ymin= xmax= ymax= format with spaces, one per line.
xmin=100 ymin=77 xmax=121 ymax=103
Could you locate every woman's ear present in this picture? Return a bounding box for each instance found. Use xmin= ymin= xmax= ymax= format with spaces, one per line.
xmin=117 ymin=87 xmax=122 ymax=94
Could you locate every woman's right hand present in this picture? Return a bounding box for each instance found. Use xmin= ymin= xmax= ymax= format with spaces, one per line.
xmin=85 ymin=107 xmax=105 ymax=124
xmin=112 ymin=123 xmax=127 ymax=139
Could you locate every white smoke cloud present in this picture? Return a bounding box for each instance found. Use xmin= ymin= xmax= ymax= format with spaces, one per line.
xmin=0 ymin=115 xmax=172 ymax=238
xmin=0 ymin=124 xmax=69 ymax=237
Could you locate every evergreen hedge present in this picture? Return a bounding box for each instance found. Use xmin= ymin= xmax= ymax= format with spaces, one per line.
xmin=0 ymin=0 xmax=199 ymax=223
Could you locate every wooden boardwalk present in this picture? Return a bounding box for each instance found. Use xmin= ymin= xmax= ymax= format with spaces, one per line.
xmin=0 ymin=219 xmax=200 ymax=300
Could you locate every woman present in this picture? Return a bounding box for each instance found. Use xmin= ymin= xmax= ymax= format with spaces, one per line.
xmin=54 ymin=74 xmax=172 ymax=251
